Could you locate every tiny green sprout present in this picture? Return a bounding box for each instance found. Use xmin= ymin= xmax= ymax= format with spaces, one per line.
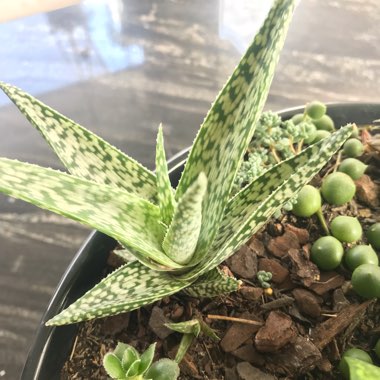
xmin=257 ymin=270 xmax=272 ymax=289
xmin=165 ymin=319 xmax=219 ymax=363
xmin=313 ymin=114 xmax=335 ymax=132
xmin=103 ymin=342 xmax=179 ymax=380
xmin=292 ymin=185 xmax=321 ymax=217
xmin=339 ymin=347 xmax=373 ymax=379
xmin=345 ymin=245 xmax=379 ymax=271
xmin=305 ymin=101 xmax=326 ymax=120
xmin=338 ymin=158 xmax=367 ymax=180
xmin=321 ymin=172 xmax=356 ymax=206
xmin=311 ymin=236 xmax=344 ymax=271
xmin=343 ymin=138 xmax=364 ymax=157
xmin=313 ymin=130 xmax=331 ymax=143
xmin=366 ymin=223 xmax=380 ymax=249
xmin=351 ymin=264 xmax=380 ymax=299
xmin=330 ymin=215 xmax=362 ymax=243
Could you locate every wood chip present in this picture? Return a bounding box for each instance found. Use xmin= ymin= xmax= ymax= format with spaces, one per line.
xmin=311 ymin=301 xmax=373 ymax=349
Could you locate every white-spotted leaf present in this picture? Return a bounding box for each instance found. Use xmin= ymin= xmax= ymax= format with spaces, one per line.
xmin=0 ymin=82 xmax=157 ymax=200
xmin=46 ymin=261 xmax=192 ymax=325
xmin=180 ymin=125 xmax=353 ymax=280
xmin=175 ymin=0 xmax=297 ymax=264
xmin=183 ymin=268 xmax=241 ymax=297
xmin=0 ymin=158 xmax=186 ymax=269
xmin=156 ymin=125 xmax=176 ymax=225
xmin=162 ymin=173 xmax=207 ymax=265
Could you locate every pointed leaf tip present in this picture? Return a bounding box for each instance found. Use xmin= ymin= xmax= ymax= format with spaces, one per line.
xmin=175 ymin=0 xmax=297 ymax=262
xmin=162 ymin=172 xmax=207 ymax=265
xmin=156 ymin=123 xmax=176 ymax=226
xmin=0 ymin=81 xmax=157 ymax=199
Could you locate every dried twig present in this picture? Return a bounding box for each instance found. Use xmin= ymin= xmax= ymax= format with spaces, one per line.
xmin=207 ymin=314 xmax=263 ymax=326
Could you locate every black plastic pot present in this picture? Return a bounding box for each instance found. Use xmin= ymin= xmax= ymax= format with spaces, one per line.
xmin=21 ymin=103 xmax=380 ymax=379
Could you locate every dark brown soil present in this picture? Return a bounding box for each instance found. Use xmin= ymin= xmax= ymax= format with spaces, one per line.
xmin=62 ymin=136 xmax=380 ymax=380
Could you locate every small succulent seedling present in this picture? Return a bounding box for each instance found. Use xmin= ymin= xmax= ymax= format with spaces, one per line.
xmin=338 ymin=158 xmax=367 ymax=180
xmin=321 ymin=172 xmax=356 ymax=206
xmin=351 ymin=264 xmax=380 ymax=299
xmin=330 ymin=215 xmax=362 ymax=243
xmin=103 ymin=342 xmax=179 ymax=380
xmin=343 ymin=138 xmax=364 ymax=157
xmin=311 ymin=236 xmax=344 ymax=271
xmin=257 ymin=271 xmax=272 ymax=289
xmin=165 ymin=319 xmax=219 ymax=363
xmin=345 ymin=245 xmax=379 ymax=271
xmin=292 ymin=185 xmax=321 ymax=217
xmin=339 ymin=348 xmax=373 ymax=379
xmin=0 ymin=0 xmax=353 ymax=326
xmin=366 ymin=223 xmax=380 ymax=249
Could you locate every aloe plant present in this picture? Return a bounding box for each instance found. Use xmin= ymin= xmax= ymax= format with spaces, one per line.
xmin=0 ymin=0 xmax=353 ymax=326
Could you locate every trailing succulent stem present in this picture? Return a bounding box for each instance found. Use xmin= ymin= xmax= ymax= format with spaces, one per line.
xmin=0 ymin=0 xmax=353 ymax=326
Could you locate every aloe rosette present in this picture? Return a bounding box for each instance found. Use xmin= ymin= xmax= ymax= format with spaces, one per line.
xmin=0 ymin=0 xmax=353 ymax=326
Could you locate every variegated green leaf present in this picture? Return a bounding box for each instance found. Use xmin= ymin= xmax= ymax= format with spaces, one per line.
xmin=116 ymin=246 xmax=182 ymax=272
xmin=181 ymin=125 xmax=353 ymax=281
xmin=156 ymin=124 xmax=176 ymax=225
xmin=174 ymin=334 xmax=194 ymax=364
xmin=345 ymin=357 xmax=380 ymax=380
xmin=103 ymin=353 xmax=125 ymax=379
xmin=113 ymin=248 xmax=136 ymax=263
xmin=183 ymin=268 xmax=241 ymax=297
xmin=46 ymin=261 xmax=192 ymax=325
xmin=175 ymin=0 xmax=296 ymax=264
xmin=162 ymin=173 xmax=207 ymax=265
xmin=0 ymin=82 xmax=156 ymax=199
xmin=0 ymin=158 xmax=185 ymax=269
xmin=166 ymin=319 xmax=201 ymax=336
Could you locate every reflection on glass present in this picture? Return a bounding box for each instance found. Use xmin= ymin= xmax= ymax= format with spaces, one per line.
xmin=219 ymin=0 xmax=274 ymax=53
xmin=0 ymin=0 xmax=144 ymax=106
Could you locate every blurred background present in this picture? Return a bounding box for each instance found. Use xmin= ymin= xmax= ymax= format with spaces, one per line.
xmin=0 ymin=0 xmax=379 ymax=378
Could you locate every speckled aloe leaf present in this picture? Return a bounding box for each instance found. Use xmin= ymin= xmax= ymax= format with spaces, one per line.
xmin=180 ymin=125 xmax=353 ymax=280
xmin=46 ymin=261 xmax=192 ymax=325
xmin=0 ymin=82 xmax=156 ymax=200
xmin=183 ymin=268 xmax=240 ymax=297
xmin=165 ymin=319 xmax=201 ymax=336
xmin=115 ymin=246 xmax=181 ymax=272
xmin=175 ymin=0 xmax=296 ymax=264
xmin=162 ymin=173 xmax=207 ymax=265
xmin=0 ymin=158 xmax=186 ymax=269
xmin=156 ymin=125 xmax=176 ymax=225
xmin=345 ymin=357 xmax=380 ymax=380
